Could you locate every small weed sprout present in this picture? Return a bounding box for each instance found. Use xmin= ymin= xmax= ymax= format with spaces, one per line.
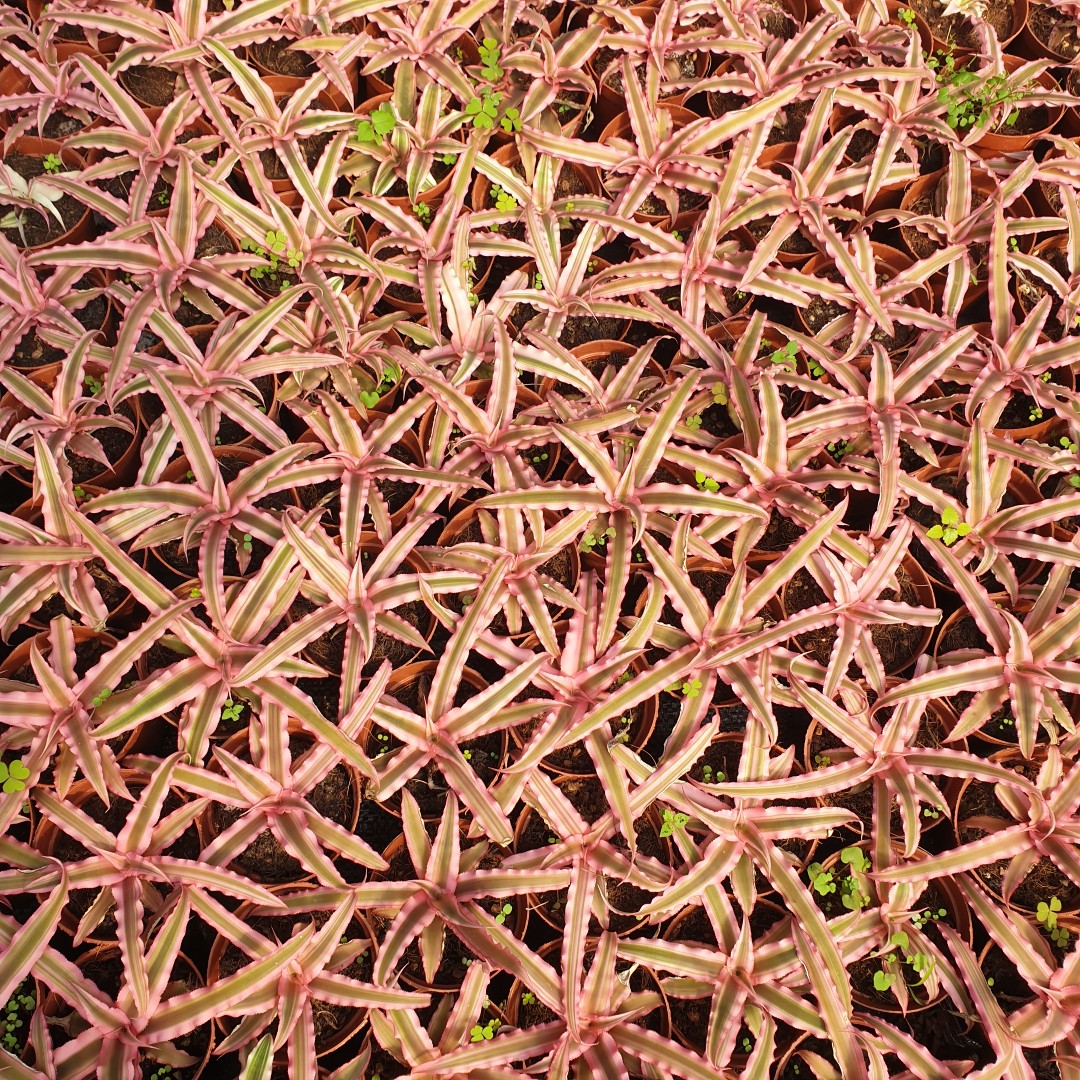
xmin=1037 ymin=896 xmax=1069 ymax=946
xmin=0 ymin=759 xmax=30 ymax=794
xmin=927 ymin=506 xmax=971 ymax=545
xmin=659 ymin=808 xmax=689 ymax=837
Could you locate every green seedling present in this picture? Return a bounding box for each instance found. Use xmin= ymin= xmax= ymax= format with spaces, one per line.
xmin=374 ymin=731 xmax=391 ymax=755
xmin=686 ymin=414 xmax=703 ymax=430
xmin=356 ymin=102 xmax=396 ymax=143
xmin=826 ymin=441 xmax=850 ymax=460
xmin=712 ymin=383 xmax=728 ymax=406
xmin=927 ymin=506 xmax=971 ymax=545
xmin=699 ymin=763 xmax=724 ymax=782
xmin=935 ymin=54 xmax=1032 ymax=130
xmin=807 ymin=862 xmax=836 ymax=896
xmin=42 ymin=152 xmax=63 ymax=174
xmin=807 ymin=357 xmax=825 ymax=377
xmin=470 ymin=1019 xmax=500 ymax=1042
xmin=668 ymin=677 xmax=702 ymax=698
xmin=478 ymin=36 xmax=504 ymax=80
xmin=813 ymin=753 xmax=833 ymax=768
xmin=1037 ymin=896 xmax=1070 ymax=947
xmin=188 ymin=587 xmax=202 ymax=599
xmin=73 ymin=485 xmax=86 ymax=500
xmin=91 ymin=687 xmax=111 ymax=708
xmin=911 ymin=907 xmax=948 ymax=930
xmin=694 ymin=470 xmax=720 ymax=493
xmin=897 ymin=6 xmax=916 ymax=25
xmin=490 ymin=183 xmax=517 ymax=212
xmin=501 ymin=107 xmax=521 ymax=133
xmin=659 ymin=808 xmax=690 ymax=837
xmin=0 ymin=759 xmax=30 ymax=794
xmin=221 ymin=699 xmax=243 ymax=724
xmin=521 ymin=991 xmax=536 ymax=1005
xmin=241 ymin=533 xmax=253 ymax=552
xmin=581 ymin=526 xmax=617 ymax=553
xmin=440 ymin=152 xmax=456 ymax=165
xmin=770 ymin=340 xmax=798 ymax=373
xmin=466 ymin=88 xmax=502 ymax=130
xmin=494 ymin=902 xmax=513 ymax=925
xmin=413 ymin=202 xmax=431 ymax=223
xmin=1060 ymin=436 xmax=1078 ymax=452
xmin=84 ymin=373 xmax=104 ymax=394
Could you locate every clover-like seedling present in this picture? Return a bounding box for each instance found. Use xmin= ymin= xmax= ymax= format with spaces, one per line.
xmin=188 ymin=586 xmax=202 ymax=599
xmin=521 ymin=991 xmax=536 ymax=1006
xmin=679 ymin=678 xmax=702 ymax=698
xmin=359 ymin=390 xmax=381 ymax=409
xmin=84 ymin=373 xmax=104 ymax=395
xmin=356 ymin=102 xmax=396 ymax=143
xmin=463 ymin=749 xmax=472 ymax=761
xmin=440 ymin=152 xmax=456 ymax=165
xmin=494 ymin=902 xmax=513 ymax=925
xmin=770 ymin=340 xmax=798 ymax=373
xmin=807 ymin=862 xmax=836 ymax=896
xmin=807 ymin=357 xmax=825 ymax=377
xmin=466 ymin=89 xmax=502 ymax=130
xmin=501 ymin=107 xmax=521 ymax=133
xmin=659 ymin=808 xmax=690 ymax=838
xmin=897 ymin=6 xmax=916 ymax=25
xmin=470 ymin=1019 xmax=500 ymax=1042
xmin=712 ymin=383 xmax=728 ymax=406
xmin=671 ymin=230 xmax=682 ymax=241
xmin=927 ymin=506 xmax=971 ymax=546
xmin=813 ymin=752 xmax=833 ymax=768
xmin=42 ymin=152 xmax=63 ymax=174
xmin=841 ymin=846 xmax=871 ymax=873
xmin=686 ymin=414 xmax=703 ymax=430
xmin=695 ymin=470 xmax=720 ymax=493
xmin=490 ymin=182 xmax=517 ymax=212
xmin=0 ymin=759 xmax=30 ymax=794
xmin=873 ymin=969 xmax=896 ymax=992
xmin=826 ymin=440 xmax=849 ymax=460
xmin=413 ymin=202 xmax=432 ymax=223
xmin=1037 ymin=896 xmax=1069 ymax=946
xmin=478 ymin=36 xmax=504 ymax=80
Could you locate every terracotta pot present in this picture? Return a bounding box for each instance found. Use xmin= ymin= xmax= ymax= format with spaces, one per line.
xmin=206 ymin=882 xmax=372 ymax=1059
xmin=198 ymin=722 xmax=361 ymax=883
xmin=3 ymin=138 xmax=92 ymax=250
xmin=1018 ymin=1 xmax=1080 ymax=61
xmin=737 ymin=143 xmax=821 ymax=267
xmin=596 ymin=105 xmax=708 ymax=232
xmin=366 ymin=35 xmax=480 ymax=97
xmin=924 ymin=0 xmax=1026 ymax=53
xmin=973 ymin=56 xmax=1063 ymax=154
xmin=246 ymin=37 xmax=358 ymax=99
xmin=953 ymin=746 xmax=1080 ymax=914
xmin=590 ymin=44 xmax=710 ymax=128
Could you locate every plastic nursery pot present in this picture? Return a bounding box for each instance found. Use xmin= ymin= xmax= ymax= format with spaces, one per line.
xmin=972 ymin=56 xmax=1064 ymax=155
xmin=737 ymin=143 xmax=819 ymax=267
xmin=43 ymin=944 xmax=213 ymax=1078
xmin=198 ymin=723 xmax=361 ymax=884
xmin=1019 ymin=1 xmax=1080 ymax=61
xmin=348 ymin=93 xmax=458 ymax=210
xmin=245 ymin=36 xmax=358 ymax=98
xmin=918 ymin=0 xmax=1027 ymax=54
xmin=417 ymin=379 xmax=562 ymax=482
xmin=898 ymin=169 xmax=1035 ymax=268
xmin=25 ymin=1 xmax=121 ymax=59
xmin=1014 ymin=236 xmax=1077 ymax=338
xmin=368 ymin=831 xmax=526 ymax=993
xmin=780 ymin=550 xmax=935 ymax=678
xmin=503 ymin=937 xmax=672 ymax=1051
xmin=596 ymin=105 xmax=708 ymax=232
xmin=1 ymin=137 xmax=92 ymax=251
xmin=588 ymin=43 xmax=710 ymax=129
xmin=796 ymin=243 xmax=929 ymax=352
xmin=206 ymin=882 xmax=373 ymax=1060
xmin=809 ymin=843 xmax=972 ymax=1014
xmin=512 ymin=789 xmax=672 ymax=938
xmin=32 ymin=770 xmax=188 ymax=942
xmin=360 ymin=662 xmax=508 ymax=821
xmin=953 ymin=746 xmax=1080 ymax=915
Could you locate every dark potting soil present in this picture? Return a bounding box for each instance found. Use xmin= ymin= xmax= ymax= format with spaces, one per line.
xmin=118 ymin=65 xmax=180 ymax=106
xmin=907 ymin=0 xmax=1015 ymax=47
xmin=997 ymin=368 xmax=1068 ymax=429
xmin=756 ymin=508 xmax=803 ymax=552
xmin=994 ymin=101 xmax=1050 ymax=136
xmin=195 ymin=223 xmax=238 ymax=259
xmin=66 ymin=400 xmax=137 ymax=483
xmin=785 ymin=563 xmax=924 ymax=673
xmin=40 ymin=112 xmax=88 ymax=139
xmin=594 ymin=49 xmax=697 ymax=97
xmin=6 ymin=634 xmax=109 ymax=685
xmin=214 ymin=374 xmax=276 ymax=444
xmin=249 ymin=39 xmax=317 ymax=77
xmin=638 ymin=186 xmax=708 ymax=219
xmin=1027 ymin=3 xmax=1080 ymax=57
xmin=0 ymin=153 xmax=86 ymax=247
xmin=746 ymin=217 xmax=816 ymax=255
xmin=803 ymin=268 xmax=916 ymax=353
xmin=769 ymin=100 xmax=813 ymax=145
xmin=260 ymin=131 xmax=332 ymax=180
xmin=211 ymin=734 xmax=354 ymax=881
xmin=11 ymin=329 xmax=65 ymax=369
xmin=72 ymin=276 xmax=109 ymax=331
